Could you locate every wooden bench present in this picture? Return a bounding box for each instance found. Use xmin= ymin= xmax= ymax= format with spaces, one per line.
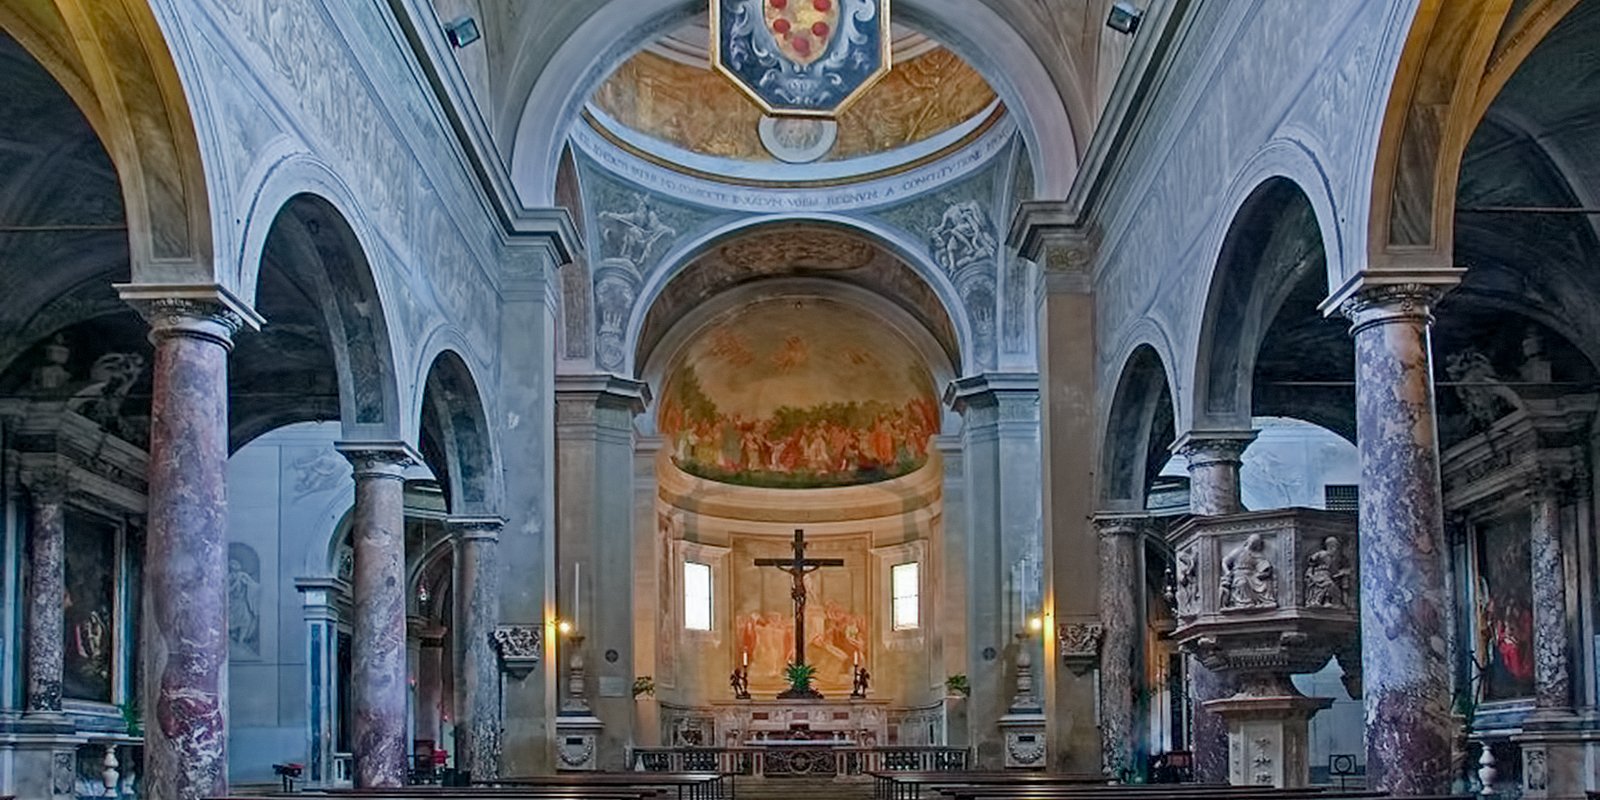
xmin=871 ymin=771 xmax=1105 ymax=800
xmin=481 ymin=772 xmax=728 ymax=800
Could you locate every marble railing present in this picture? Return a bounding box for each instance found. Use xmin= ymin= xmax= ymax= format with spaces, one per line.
xmin=629 ymin=745 xmax=970 ymax=777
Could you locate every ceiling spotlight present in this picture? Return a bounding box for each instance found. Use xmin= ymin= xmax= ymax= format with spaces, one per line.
xmin=443 ymin=16 xmax=481 ymax=49
xmin=1107 ymin=2 xmax=1143 ymax=35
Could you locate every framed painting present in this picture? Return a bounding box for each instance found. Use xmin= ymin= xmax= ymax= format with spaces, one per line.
xmin=62 ymin=509 xmax=119 ymax=703
xmin=1474 ymin=515 xmax=1535 ymax=702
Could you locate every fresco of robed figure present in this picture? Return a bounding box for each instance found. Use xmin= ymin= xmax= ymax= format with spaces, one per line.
xmin=63 ymin=510 xmax=117 ymax=703
xmin=1476 ymin=517 xmax=1535 ymax=702
xmin=658 ymin=298 xmax=939 ymax=489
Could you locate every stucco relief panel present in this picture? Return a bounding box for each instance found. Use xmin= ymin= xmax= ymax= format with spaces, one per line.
xmin=198 ymin=0 xmax=500 ymax=364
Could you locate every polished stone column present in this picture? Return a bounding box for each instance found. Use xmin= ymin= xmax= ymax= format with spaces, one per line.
xmin=1173 ymin=430 xmax=1255 ymax=784
xmin=452 ymin=516 xmax=503 ymax=780
xmin=339 ymin=445 xmax=417 ymax=788
xmin=1529 ymin=482 xmax=1572 ymax=719
xmin=121 ymin=290 xmax=253 ymax=800
xmin=1094 ymin=515 xmax=1142 ymax=780
xmin=1334 ymin=277 xmax=1458 ymax=795
xmin=22 ymin=468 xmax=69 ymax=718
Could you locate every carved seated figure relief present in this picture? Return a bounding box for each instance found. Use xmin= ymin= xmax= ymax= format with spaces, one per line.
xmin=1219 ymin=533 xmax=1278 ymax=610
xmin=1304 ymin=536 xmax=1352 ymax=609
xmin=1174 ymin=547 xmax=1200 ymax=619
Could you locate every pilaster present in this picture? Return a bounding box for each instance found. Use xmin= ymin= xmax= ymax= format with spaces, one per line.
xmin=554 ymin=375 xmax=648 ymax=771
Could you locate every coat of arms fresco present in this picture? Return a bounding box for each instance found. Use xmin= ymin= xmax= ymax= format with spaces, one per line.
xmin=712 ymin=0 xmax=892 ymax=117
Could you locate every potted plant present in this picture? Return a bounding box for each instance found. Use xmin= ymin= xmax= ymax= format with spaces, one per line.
xmin=778 ymin=662 xmax=822 ymax=699
xmin=632 ymin=676 xmax=656 ymax=699
xmin=945 ymin=674 xmax=971 ymax=698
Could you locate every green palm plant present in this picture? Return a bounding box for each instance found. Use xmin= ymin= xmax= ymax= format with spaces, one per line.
xmin=784 ymin=662 xmax=818 ymax=691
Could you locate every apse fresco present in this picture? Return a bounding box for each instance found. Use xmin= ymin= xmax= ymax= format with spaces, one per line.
xmin=1476 ymin=516 xmax=1535 ymax=702
xmin=659 ymin=299 xmax=939 ymax=489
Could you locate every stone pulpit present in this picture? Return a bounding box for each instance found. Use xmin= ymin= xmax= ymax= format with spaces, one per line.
xmin=1168 ymin=508 xmax=1359 ymax=787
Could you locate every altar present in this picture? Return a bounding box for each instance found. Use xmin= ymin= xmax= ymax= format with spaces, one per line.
xmin=711 ymin=699 xmax=891 ymax=749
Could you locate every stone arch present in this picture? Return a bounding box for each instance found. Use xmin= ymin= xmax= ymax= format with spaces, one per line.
xmin=0 ymin=0 xmax=215 ymax=281
xmin=622 ymin=215 xmax=973 ymax=378
xmin=507 ymin=0 xmax=1079 ymax=205
xmin=417 ymin=346 xmax=502 ymax=518
xmin=1100 ymin=343 xmax=1178 ymax=511
xmin=1368 ymin=0 xmax=1582 ymax=269
xmin=242 ymin=191 xmax=404 ymax=445
xmin=1191 ymin=176 xmax=1329 ymax=432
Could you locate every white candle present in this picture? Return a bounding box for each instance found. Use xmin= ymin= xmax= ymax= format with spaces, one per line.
xmin=853 ymin=651 xmax=859 ymax=666
xmin=742 ymin=651 xmax=749 ymax=667
xmin=574 ymin=562 xmax=581 ymax=626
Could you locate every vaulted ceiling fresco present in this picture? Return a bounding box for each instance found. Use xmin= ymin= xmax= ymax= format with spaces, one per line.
xmin=658 ymin=297 xmax=939 ymax=489
xmin=590 ymin=45 xmax=996 ymax=163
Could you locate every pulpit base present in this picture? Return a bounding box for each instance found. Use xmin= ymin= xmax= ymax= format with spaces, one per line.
xmin=1204 ymin=694 xmax=1330 ymax=787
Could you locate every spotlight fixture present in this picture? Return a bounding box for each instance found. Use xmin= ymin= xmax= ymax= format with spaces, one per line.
xmin=443 ymin=16 xmax=481 ymax=49
xmin=1106 ymin=2 xmax=1143 ymax=35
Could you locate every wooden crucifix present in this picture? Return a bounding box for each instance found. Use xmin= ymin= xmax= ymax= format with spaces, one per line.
xmin=755 ymin=529 xmax=845 ymax=669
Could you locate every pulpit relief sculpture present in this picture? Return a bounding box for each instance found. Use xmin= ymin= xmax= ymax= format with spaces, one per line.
xmin=1303 ymin=536 xmax=1351 ymax=610
xmin=1220 ymin=533 xmax=1277 ymax=610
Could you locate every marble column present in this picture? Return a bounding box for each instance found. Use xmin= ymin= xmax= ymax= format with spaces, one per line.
xmin=1529 ymin=482 xmax=1572 ymax=719
xmin=22 ymin=468 xmax=69 ymax=718
xmin=1094 ymin=515 xmax=1141 ymax=780
xmin=1334 ymin=277 xmax=1458 ymax=795
xmin=451 ymin=516 xmax=503 ymax=780
xmin=120 ymin=290 xmax=254 ymax=800
xmin=338 ymin=444 xmax=417 ymax=788
xmin=1172 ymin=430 xmax=1256 ymax=784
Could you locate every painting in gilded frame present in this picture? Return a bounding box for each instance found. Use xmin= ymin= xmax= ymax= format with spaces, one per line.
xmin=1474 ymin=515 xmax=1535 ymax=702
xmin=63 ymin=509 xmax=118 ymax=703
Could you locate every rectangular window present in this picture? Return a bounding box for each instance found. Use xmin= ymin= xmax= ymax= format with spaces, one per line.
xmin=1324 ymin=484 xmax=1359 ymax=512
xmin=684 ymin=562 xmax=713 ymax=631
xmin=891 ymin=562 xmax=920 ymax=631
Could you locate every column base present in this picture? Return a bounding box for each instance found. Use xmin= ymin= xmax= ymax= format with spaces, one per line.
xmin=0 ymin=734 xmax=89 ymax=800
xmin=997 ymin=711 xmax=1047 ymax=770
xmin=555 ymin=715 xmax=604 ymax=771
xmin=1511 ymin=730 xmax=1599 ymax=799
xmin=1203 ymin=695 xmax=1331 ymax=787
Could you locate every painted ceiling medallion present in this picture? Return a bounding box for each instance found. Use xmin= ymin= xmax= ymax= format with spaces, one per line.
xmin=712 ymin=0 xmax=892 ymax=117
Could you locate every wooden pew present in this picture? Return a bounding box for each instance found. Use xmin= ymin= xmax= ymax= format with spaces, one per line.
xmin=870 ymin=771 xmax=1105 ymax=800
xmin=482 ymin=772 xmax=729 ymax=800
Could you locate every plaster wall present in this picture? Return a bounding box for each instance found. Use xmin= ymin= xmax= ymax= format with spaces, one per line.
xmin=1091 ymin=0 xmax=1418 ymax=432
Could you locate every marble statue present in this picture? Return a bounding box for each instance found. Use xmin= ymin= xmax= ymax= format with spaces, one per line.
xmin=1175 ymin=547 xmax=1200 ymax=618
xmin=1304 ymin=536 xmax=1352 ymax=609
xmin=1220 ymin=534 xmax=1277 ymax=610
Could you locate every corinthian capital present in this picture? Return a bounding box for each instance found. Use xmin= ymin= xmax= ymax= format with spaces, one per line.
xmin=1320 ymin=269 xmax=1464 ymax=333
xmin=116 ymin=283 xmax=264 ymax=348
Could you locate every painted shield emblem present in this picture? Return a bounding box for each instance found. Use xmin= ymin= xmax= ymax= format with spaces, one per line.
xmin=712 ymin=0 xmax=891 ymax=117
xmin=763 ymin=0 xmax=840 ymax=66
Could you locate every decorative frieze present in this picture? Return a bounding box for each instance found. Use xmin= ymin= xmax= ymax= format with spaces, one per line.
xmin=493 ymin=625 xmax=544 ymax=680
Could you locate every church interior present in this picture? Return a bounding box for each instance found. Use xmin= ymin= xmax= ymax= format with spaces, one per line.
xmin=0 ymin=0 xmax=1597 ymax=798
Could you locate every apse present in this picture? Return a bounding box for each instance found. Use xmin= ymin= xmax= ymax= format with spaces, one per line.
xmin=657 ymin=296 xmax=940 ymax=489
